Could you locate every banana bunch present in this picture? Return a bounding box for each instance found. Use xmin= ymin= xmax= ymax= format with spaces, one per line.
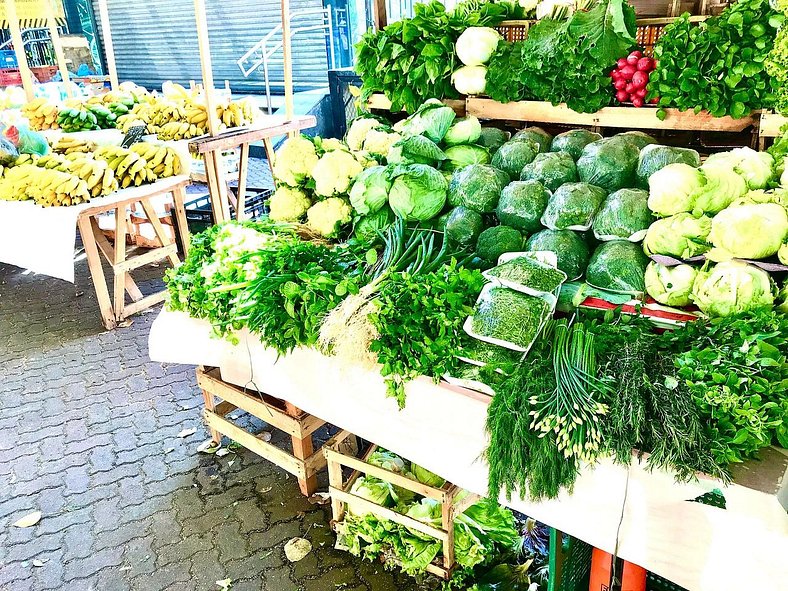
xmin=157 ymin=120 xmax=206 ymax=141
xmin=94 ymin=145 xmax=152 ymax=188
xmin=217 ymin=100 xmax=258 ymax=128
xmin=0 ymin=164 xmax=38 ymax=201
xmin=21 ymin=98 xmax=60 ymax=131
xmin=108 ymin=102 xmax=132 ymax=117
xmin=15 ymin=153 xmax=40 ymax=167
xmin=185 ymin=103 xmax=209 ymax=128
xmin=63 ymin=155 xmax=118 ymax=197
xmin=52 ymin=136 xmax=95 ymax=155
xmin=26 ymin=168 xmax=91 ymax=207
xmin=57 ymin=107 xmax=100 ymax=133
xmin=36 ymin=153 xmax=70 ymax=170
xmin=130 ymin=143 xmax=183 ymax=178
xmin=85 ymin=103 xmax=118 ymax=130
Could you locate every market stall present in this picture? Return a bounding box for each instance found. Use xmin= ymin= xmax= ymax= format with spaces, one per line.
xmin=145 ymin=0 xmax=788 ymax=588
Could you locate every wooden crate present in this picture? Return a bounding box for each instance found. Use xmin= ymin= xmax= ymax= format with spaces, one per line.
xmin=197 ymin=366 xmax=352 ymax=496
xmin=324 ymin=442 xmax=479 ymax=580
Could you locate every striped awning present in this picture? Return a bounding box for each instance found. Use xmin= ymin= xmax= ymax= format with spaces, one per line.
xmin=0 ymin=17 xmax=66 ymax=28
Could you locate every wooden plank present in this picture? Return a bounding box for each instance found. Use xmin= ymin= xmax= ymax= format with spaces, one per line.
xmin=46 ymin=6 xmax=71 ymax=96
xmin=171 ymin=183 xmax=191 ymax=257
xmin=138 ymin=199 xmax=180 ymax=267
xmin=122 ymin=291 xmax=166 ymax=316
xmin=449 ymin=488 xmax=480 ymax=520
xmin=112 ymin=205 xmax=127 ymax=320
xmin=192 ymin=0 xmax=220 ymax=136
xmin=204 ymin=410 xmax=307 ymax=479
xmin=77 ymin=215 xmax=116 ymax=329
xmin=6 ymin=1 xmax=34 ymax=101
xmin=263 ymin=137 xmax=276 ymax=177
xmin=760 ymin=112 xmax=787 ymax=138
xmin=114 ymin=244 xmax=178 ymax=273
xmin=441 ymin=492 xmax=455 ymax=570
xmin=303 ymin=443 xmax=328 ymax=479
xmin=465 ymin=98 xmax=758 ymax=132
xmin=324 ymin=448 xmax=445 ymax=501
xmin=189 ymin=117 xmax=317 ymax=154
xmin=95 ymin=0 xmax=119 ymax=90
xmin=214 ymin=401 xmax=237 ymax=416
xmin=235 ymin=143 xmax=250 ymax=221
xmin=291 ymin=427 xmax=318 ymax=495
xmin=330 ymin=487 xmax=449 ymax=541
xmin=372 ymin=0 xmax=387 ymax=29
xmin=281 ymin=0 xmax=294 ymax=121
xmin=90 ymin=217 xmax=143 ymax=301
xmin=78 ymin=178 xmax=191 ymax=217
xmin=197 ymin=369 xmax=326 ymax=438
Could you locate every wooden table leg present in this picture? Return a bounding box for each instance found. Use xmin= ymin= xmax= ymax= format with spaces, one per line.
xmin=113 ymin=205 xmax=127 ymax=322
xmin=90 ymin=217 xmax=143 ymax=302
xmin=285 ymin=402 xmax=317 ymax=495
xmin=263 ymin=137 xmax=276 ymax=177
xmin=77 ymin=215 xmax=117 ymax=330
xmin=171 ymin=183 xmax=191 ymax=257
xmin=201 ymin=387 xmax=222 ymax=444
xmin=139 ymin=198 xmax=180 ymax=267
xmin=236 ymin=143 xmax=250 ymax=220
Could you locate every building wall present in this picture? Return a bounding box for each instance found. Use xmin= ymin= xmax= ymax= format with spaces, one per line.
xmin=90 ymin=0 xmax=331 ymax=92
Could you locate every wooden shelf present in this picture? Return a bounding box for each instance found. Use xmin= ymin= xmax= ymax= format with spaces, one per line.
xmin=366 ymin=93 xmax=466 ymax=115
xmin=465 ymin=98 xmax=758 ymax=132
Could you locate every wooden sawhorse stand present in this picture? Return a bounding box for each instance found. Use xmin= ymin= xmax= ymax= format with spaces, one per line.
xmin=77 ymin=177 xmax=191 ymax=330
xmin=188 ymin=117 xmax=317 ymax=223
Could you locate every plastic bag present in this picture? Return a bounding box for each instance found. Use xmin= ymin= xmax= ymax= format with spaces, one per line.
xmin=636 ymin=144 xmax=701 ymax=188
xmin=592 ymin=188 xmax=653 ymax=242
xmin=526 ymin=229 xmax=591 ymax=280
xmin=496 ymin=180 xmax=550 ymax=233
xmin=586 ymin=240 xmax=649 ymax=294
xmin=6 ymin=124 xmax=49 ymax=156
xmin=550 ymin=129 xmax=602 ymax=161
xmin=519 ymin=152 xmax=578 ymax=191
xmin=541 ymin=182 xmax=607 ymax=231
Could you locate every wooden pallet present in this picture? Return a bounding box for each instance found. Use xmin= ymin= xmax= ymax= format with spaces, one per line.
xmin=197 ymin=367 xmax=352 ymax=496
xmin=325 ymin=442 xmax=479 ymax=580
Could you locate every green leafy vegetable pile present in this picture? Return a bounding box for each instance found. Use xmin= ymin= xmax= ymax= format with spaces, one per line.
xmin=485 ymin=0 xmax=637 ymax=113
xmin=355 ymin=0 xmax=520 ymax=113
xmin=766 ymin=0 xmax=788 ymax=115
xmin=648 ymin=0 xmax=783 ymax=119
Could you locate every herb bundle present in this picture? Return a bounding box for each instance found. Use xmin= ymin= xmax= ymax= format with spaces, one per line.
xmin=485 ymin=256 xmax=567 ymax=293
xmin=369 ymin=261 xmax=486 ymax=407
xmin=485 ymin=0 xmax=637 ymax=113
xmin=648 ymin=0 xmax=783 ymax=119
xmin=471 ymin=288 xmax=550 ymax=350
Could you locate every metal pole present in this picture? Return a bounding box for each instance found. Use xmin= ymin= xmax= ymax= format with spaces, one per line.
xmin=95 ymin=0 xmax=119 ymax=90
xmin=192 ymin=0 xmax=220 ymax=136
xmin=281 ymin=0 xmax=294 ymax=120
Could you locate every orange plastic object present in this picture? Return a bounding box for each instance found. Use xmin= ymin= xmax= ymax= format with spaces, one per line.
xmin=589 ymin=548 xmax=646 ymax=591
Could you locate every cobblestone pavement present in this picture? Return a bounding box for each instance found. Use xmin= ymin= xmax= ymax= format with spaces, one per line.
xmin=0 ymin=167 xmax=429 ymax=591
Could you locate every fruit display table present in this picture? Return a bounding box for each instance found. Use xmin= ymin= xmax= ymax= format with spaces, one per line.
xmin=148 ymin=308 xmax=788 ymax=591
xmin=0 ymin=176 xmax=191 ymax=329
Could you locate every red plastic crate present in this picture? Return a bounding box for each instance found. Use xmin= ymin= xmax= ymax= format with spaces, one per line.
xmin=0 ymin=68 xmax=23 ymax=87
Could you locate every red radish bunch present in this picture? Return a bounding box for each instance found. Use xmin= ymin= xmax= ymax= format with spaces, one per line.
xmin=610 ymin=51 xmax=657 ymax=108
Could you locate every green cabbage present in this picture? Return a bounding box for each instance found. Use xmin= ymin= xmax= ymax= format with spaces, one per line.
xmin=397 ymin=99 xmax=456 ymax=143
xmin=490 ymin=138 xmax=540 ymax=178
xmin=647 ymin=163 xmax=706 ymax=217
xmin=550 ymin=129 xmax=602 ymax=161
xmin=691 ymin=261 xmax=774 ymax=317
xmin=526 ymin=229 xmax=590 ymax=280
xmin=367 ymin=449 xmax=407 ymax=473
xmin=442 ymin=144 xmax=491 ymax=172
xmin=388 ymin=164 xmax=448 ymax=221
xmin=615 ymin=131 xmax=657 ymax=151
xmin=644 ymin=262 xmax=698 ymax=307
xmin=350 ymin=476 xmax=395 ymax=510
xmin=448 ymin=164 xmax=510 ymax=213
xmin=586 ymin=241 xmax=649 ymax=294
xmin=643 ymin=213 xmax=712 ymax=259
xmin=512 ymin=127 xmax=553 ymax=153
xmin=541 ymin=182 xmax=607 ymax=230
xmin=349 ymin=165 xmax=391 ymax=215
xmin=477 ymin=127 xmax=511 ymax=153
xmin=387 ymin=135 xmax=447 ymax=166
xmin=476 ymin=226 xmax=523 ymax=263
xmin=705 ymin=147 xmax=775 ymax=190
xmin=443 ymin=116 xmax=482 ymax=146
xmin=690 ymin=164 xmax=747 ymax=216
xmin=496 ymin=180 xmax=550 ymax=233
xmin=456 ymin=27 xmax=502 ymax=66
xmin=353 ymin=207 xmax=394 ymax=242
xmin=593 ymin=188 xmax=653 ymax=241
xmin=707 ymin=203 xmax=788 ymax=261
xmin=519 ymin=152 xmax=578 ymax=191
xmin=445 ymin=206 xmax=484 ymax=245
xmin=781 ymin=243 xmax=788 ymax=266
xmin=576 ymin=136 xmax=642 ymax=192
xmin=410 ymin=464 xmax=446 ymax=487
xmin=636 ymin=144 xmax=701 ymax=188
